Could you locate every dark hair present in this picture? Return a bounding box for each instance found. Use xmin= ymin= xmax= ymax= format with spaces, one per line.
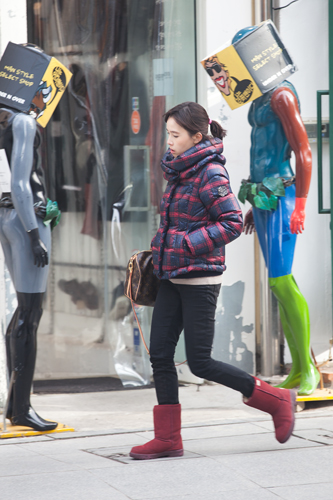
xmin=164 ymin=101 xmax=226 ymax=141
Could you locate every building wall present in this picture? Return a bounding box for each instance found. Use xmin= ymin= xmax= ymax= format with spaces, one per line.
xmin=0 ymin=0 xmax=331 ymax=394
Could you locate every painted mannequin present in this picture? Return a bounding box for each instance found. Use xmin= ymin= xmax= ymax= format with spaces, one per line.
xmin=0 ymin=105 xmax=57 ymax=431
xmin=0 ymin=106 xmax=58 ymax=431
xmin=233 ymin=28 xmax=319 ymax=395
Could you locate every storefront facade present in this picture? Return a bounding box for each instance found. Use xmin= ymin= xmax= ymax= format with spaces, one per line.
xmin=0 ymin=1 xmax=331 ymax=394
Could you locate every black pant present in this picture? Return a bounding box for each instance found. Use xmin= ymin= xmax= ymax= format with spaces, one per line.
xmin=150 ymin=280 xmax=255 ymax=404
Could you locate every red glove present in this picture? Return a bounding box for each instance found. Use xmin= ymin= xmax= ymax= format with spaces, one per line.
xmin=290 ymin=197 xmax=306 ymax=234
xmin=243 ymin=208 xmax=256 ymax=235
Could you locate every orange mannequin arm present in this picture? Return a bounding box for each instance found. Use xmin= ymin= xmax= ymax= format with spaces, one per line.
xmin=271 ymin=87 xmax=312 ymax=233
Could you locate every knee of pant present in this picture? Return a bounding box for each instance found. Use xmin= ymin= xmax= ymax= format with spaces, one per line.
xmin=187 ymin=358 xmax=211 ymax=379
xmin=150 ymin=353 xmax=175 ymax=370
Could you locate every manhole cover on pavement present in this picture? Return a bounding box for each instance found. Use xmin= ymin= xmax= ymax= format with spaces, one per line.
xmin=85 ymin=446 xmax=203 ymax=464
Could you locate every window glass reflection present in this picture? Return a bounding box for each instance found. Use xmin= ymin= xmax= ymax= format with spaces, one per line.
xmin=28 ymin=0 xmax=196 ymax=385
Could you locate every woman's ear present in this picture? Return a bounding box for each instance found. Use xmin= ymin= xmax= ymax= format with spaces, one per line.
xmin=193 ymin=132 xmax=202 ymax=145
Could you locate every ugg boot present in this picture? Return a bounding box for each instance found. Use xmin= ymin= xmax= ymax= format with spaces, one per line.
xmin=244 ymin=378 xmax=296 ymax=443
xmin=130 ymin=404 xmax=183 ymax=460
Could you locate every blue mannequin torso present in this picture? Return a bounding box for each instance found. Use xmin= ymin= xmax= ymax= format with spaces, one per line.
xmin=248 ymin=80 xmax=299 ymax=183
xmin=248 ymin=81 xmax=299 ymax=278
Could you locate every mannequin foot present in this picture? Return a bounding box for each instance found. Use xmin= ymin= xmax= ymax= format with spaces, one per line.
xmin=275 ymin=370 xmax=301 ymax=390
xmin=11 ymin=407 xmax=58 ymax=432
xmin=297 ymin=365 xmax=320 ymax=395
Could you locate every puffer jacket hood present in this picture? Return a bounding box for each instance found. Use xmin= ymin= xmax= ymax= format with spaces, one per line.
xmin=161 ymin=138 xmax=226 ymax=181
xmin=151 ymin=139 xmax=243 ymax=280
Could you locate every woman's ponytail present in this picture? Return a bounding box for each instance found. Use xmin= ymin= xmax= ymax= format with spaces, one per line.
xmin=164 ymin=102 xmax=227 ymax=143
xmin=209 ymin=119 xmax=227 ymax=140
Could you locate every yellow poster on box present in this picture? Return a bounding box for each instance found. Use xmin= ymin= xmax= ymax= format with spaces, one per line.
xmin=0 ymin=43 xmax=72 ymax=127
xmin=201 ymin=45 xmax=262 ymax=110
xmin=201 ymin=21 xmax=297 ymax=111
xmin=37 ymin=58 xmax=72 ymax=127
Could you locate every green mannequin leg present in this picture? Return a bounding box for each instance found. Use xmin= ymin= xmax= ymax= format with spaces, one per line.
xmin=275 ymin=303 xmax=301 ymax=389
xmin=269 ymin=274 xmax=320 ymax=395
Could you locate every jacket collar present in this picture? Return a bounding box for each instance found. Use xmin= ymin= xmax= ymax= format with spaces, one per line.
xmin=161 ymin=138 xmax=225 ymax=181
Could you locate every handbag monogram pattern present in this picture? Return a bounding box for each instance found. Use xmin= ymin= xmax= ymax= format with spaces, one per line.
xmin=124 ymin=250 xmax=160 ymax=307
xmin=124 ymin=250 xmax=186 ymax=365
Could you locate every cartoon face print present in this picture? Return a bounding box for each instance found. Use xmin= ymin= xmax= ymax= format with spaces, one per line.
xmin=205 ymin=56 xmax=230 ymax=96
xmin=29 ymin=80 xmax=52 ymax=119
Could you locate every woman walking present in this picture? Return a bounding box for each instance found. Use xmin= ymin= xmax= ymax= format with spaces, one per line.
xmin=130 ymin=102 xmax=296 ymax=460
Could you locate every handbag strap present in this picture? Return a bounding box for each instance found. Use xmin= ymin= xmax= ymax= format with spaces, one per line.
xmin=128 ymin=258 xmax=150 ymax=355
xmin=127 ymin=258 xmax=187 ymax=366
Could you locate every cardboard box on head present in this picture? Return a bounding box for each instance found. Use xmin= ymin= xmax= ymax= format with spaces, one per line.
xmin=0 ymin=42 xmax=72 ymax=127
xmin=201 ymin=20 xmax=297 ymax=110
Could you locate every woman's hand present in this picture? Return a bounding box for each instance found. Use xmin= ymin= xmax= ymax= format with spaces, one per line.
xmin=243 ymin=208 xmax=256 ymax=235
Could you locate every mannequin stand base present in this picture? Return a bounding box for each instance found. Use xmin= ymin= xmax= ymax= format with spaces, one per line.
xmin=0 ymin=422 xmax=74 ymax=439
xmin=296 ymin=388 xmax=333 ymax=412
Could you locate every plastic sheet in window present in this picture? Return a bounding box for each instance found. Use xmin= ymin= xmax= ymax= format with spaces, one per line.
xmin=28 ymin=0 xmax=196 ymax=386
xmin=110 ymin=304 xmax=151 ymax=387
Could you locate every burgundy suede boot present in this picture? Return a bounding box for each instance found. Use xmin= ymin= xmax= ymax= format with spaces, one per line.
xmin=244 ymin=377 xmax=296 ymax=443
xmin=130 ymin=404 xmax=183 ymax=460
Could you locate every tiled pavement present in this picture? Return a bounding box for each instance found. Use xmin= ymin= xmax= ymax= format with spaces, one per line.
xmin=1 ymin=383 xmax=333 ymax=500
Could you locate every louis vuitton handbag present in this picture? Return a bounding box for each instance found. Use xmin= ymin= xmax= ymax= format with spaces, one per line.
xmin=124 ymin=250 xmax=160 ymax=307
xmin=124 ymin=250 xmax=160 ymax=355
xmin=124 ymin=250 xmax=186 ymax=364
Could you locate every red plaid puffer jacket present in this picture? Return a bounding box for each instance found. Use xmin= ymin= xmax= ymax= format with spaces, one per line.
xmin=151 ymin=139 xmax=243 ymax=279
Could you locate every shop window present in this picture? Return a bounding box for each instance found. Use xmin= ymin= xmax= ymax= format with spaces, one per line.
xmin=27 ymin=0 xmax=196 ymax=384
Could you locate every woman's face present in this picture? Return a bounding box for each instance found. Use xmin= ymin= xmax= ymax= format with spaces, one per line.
xmin=166 ymin=117 xmax=201 ymax=158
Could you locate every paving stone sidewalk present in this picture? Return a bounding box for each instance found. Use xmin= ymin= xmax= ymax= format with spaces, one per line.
xmin=1 ymin=383 xmax=333 ymax=500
